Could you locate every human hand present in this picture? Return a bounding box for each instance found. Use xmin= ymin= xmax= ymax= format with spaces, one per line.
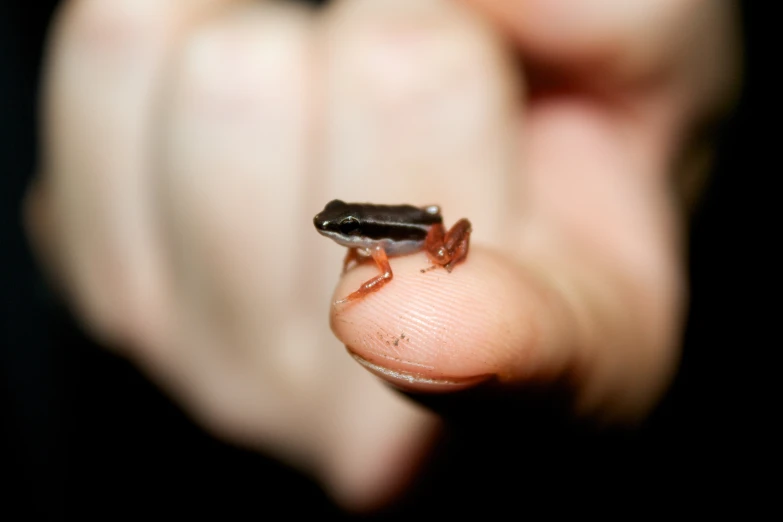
xmin=26 ymin=0 xmax=738 ymax=512
xmin=331 ymin=0 xmax=739 ymax=418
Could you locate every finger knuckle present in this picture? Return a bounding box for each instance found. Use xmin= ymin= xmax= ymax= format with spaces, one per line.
xmin=178 ymin=7 xmax=311 ymax=114
xmin=62 ymin=0 xmax=172 ymax=58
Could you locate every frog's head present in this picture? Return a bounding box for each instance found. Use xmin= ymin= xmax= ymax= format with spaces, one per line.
xmin=314 ymin=200 xmax=362 ymax=244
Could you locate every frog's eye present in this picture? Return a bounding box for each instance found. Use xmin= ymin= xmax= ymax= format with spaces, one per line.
xmin=339 ymin=216 xmax=360 ymax=235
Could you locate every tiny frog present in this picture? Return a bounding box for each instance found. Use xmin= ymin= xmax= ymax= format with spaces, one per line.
xmin=314 ymin=200 xmax=472 ymax=304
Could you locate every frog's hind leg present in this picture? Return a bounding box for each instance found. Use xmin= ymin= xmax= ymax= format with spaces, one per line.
xmin=443 ymin=218 xmax=472 ymax=272
xmin=424 ymin=223 xmax=447 ymax=267
xmin=335 ymin=246 xmax=393 ymax=305
xmin=424 ymin=218 xmax=472 ymax=272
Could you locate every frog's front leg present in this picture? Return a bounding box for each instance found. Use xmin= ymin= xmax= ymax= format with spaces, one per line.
xmin=342 ymin=248 xmax=360 ymax=274
xmin=335 ymin=245 xmax=393 ymax=305
xmin=424 ymin=218 xmax=472 ymax=272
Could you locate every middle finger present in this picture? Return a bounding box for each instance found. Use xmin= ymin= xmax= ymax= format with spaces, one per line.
xmin=319 ymin=0 xmax=521 ymax=243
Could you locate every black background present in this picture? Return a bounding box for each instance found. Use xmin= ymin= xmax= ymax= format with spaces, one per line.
xmin=2 ymin=1 xmax=770 ymax=518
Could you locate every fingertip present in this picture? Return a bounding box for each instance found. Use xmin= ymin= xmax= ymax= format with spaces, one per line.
xmin=329 ymin=248 xmax=574 ymax=394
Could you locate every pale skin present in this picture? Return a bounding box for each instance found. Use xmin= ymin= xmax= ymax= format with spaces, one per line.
xmin=27 ymin=0 xmax=738 ymax=513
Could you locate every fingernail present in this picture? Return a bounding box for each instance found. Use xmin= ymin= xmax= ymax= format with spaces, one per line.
xmin=349 ymin=350 xmax=494 ymax=392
